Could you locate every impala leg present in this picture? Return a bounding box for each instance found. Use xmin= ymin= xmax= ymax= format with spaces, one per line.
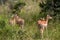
xmin=40 ymin=29 xmax=43 ymax=39
xmin=21 ymin=24 xmax=24 ymax=29
xmin=21 ymin=20 xmax=24 ymax=29
xmin=40 ymin=27 xmax=44 ymax=39
xmin=21 ymin=23 xmax=24 ymax=29
xmin=46 ymin=27 xmax=48 ymax=40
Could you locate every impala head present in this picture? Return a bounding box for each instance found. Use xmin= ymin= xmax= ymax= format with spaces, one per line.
xmin=47 ymin=15 xmax=52 ymax=19
xmin=13 ymin=14 xmax=20 ymax=20
xmin=40 ymin=18 xmax=45 ymax=21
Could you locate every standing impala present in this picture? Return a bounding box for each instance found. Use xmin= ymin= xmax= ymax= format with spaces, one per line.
xmin=9 ymin=14 xmax=24 ymax=29
xmin=14 ymin=14 xmax=24 ymax=29
xmin=37 ymin=15 xmax=52 ymax=38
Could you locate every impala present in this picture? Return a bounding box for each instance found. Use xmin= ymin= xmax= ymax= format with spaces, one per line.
xmin=9 ymin=14 xmax=24 ymax=29
xmin=37 ymin=15 xmax=52 ymax=38
xmin=14 ymin=14 xmax=24 ymax=29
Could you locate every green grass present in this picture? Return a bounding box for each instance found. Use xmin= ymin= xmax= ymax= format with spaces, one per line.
xmin=0 ymin=12 xmax=60 ymax=40
xmin=0 ymin=15 xmax=60 ymax=40
xmin=0 ymin=5 xmax=60 ymax=40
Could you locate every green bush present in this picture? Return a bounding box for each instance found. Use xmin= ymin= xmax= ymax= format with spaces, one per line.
xmin=0 ymin=20 xmax=5 ymax=29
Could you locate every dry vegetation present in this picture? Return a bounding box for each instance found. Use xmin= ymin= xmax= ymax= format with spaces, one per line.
xmin=0 ymin=0 xmax=60 ymax=40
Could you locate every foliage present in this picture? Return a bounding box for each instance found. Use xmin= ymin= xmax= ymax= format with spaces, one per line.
xmin=0 ymin=0 xmax=60 ymax=40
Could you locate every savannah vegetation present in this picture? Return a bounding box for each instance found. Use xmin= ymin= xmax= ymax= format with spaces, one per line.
xmin=0 ymin=0 xmax=60 ymax=40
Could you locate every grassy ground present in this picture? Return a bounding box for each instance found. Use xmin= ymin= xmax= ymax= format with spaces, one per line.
xmin=0 ymin=14 xmax=60 ymax=40
xmin=0 ymin=5 xmax=60 ymax=40
xmin=0 ymin=0 xmax=60 ymax=40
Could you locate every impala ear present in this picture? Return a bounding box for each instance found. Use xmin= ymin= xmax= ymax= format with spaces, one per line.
xmin=47 ymin=14 xmax=49 ymax=16
xmin=42 ymin=18 xmax=45 ymax=20
xmin=40 ymin=18 xmax=42 ymax=20
xmin=40 ymin=18 xmax=45 ymax=20
xmin=11 ymin=15 xmax=14 ymax=18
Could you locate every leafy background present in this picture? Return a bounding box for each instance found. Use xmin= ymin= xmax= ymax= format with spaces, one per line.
xmin=0 ymin=0 xmax=60 ymax=40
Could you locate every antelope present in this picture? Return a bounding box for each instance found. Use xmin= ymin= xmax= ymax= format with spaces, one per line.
xmin=9 ymin=14 xmax=24 ymax=29
xmin=14 ymin=14 xmax=24 ymax=29
xmin=37 ymin=15 xmax=52 ymax=38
